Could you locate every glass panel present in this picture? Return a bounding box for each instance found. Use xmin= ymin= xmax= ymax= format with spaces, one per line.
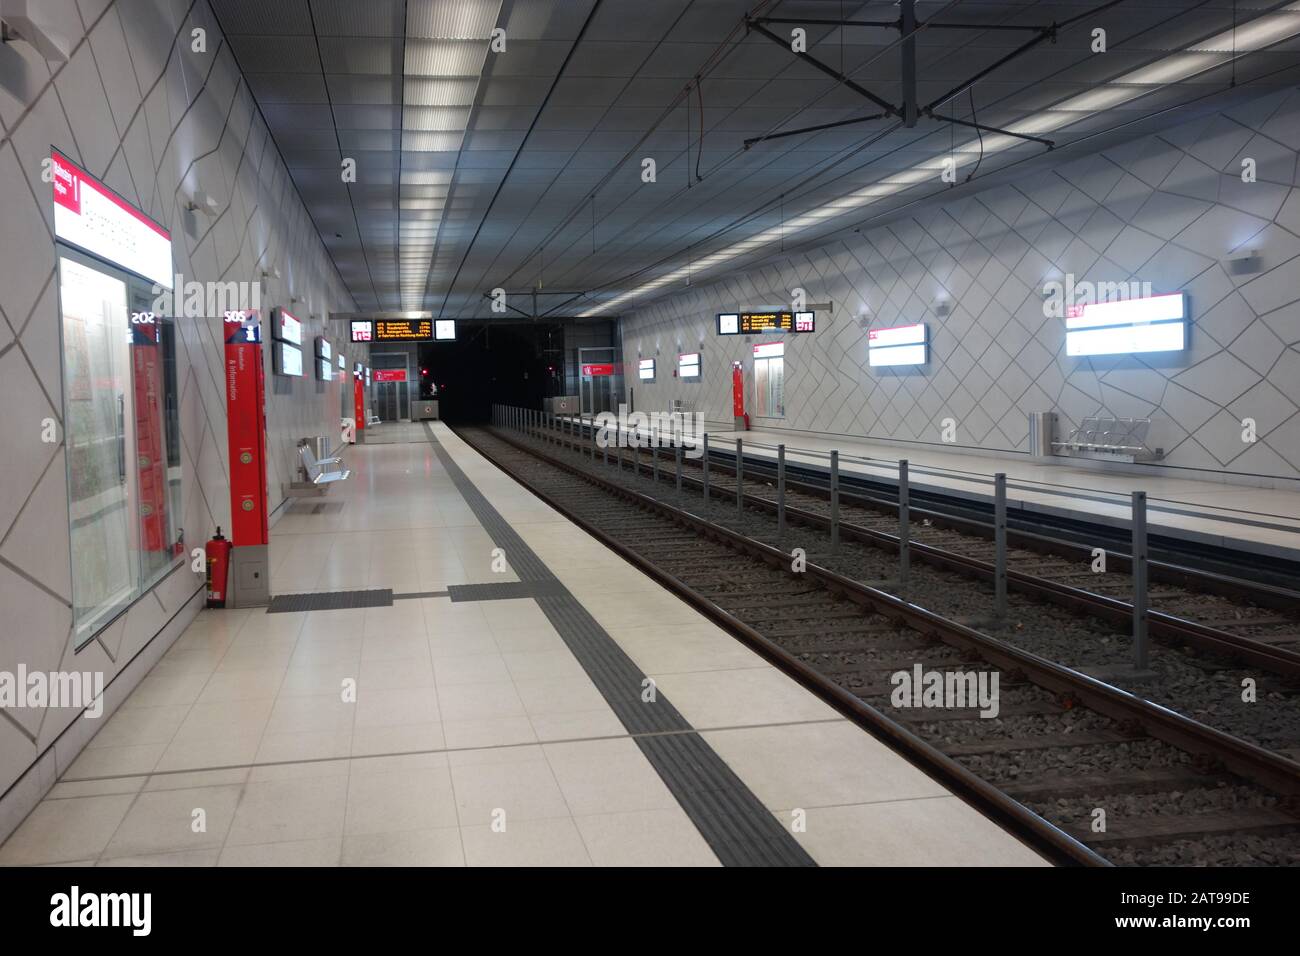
xmin=60 ymin=256 xmax=138 ymax=641
xmin=753 ymin=356 xmax=785 ymax=418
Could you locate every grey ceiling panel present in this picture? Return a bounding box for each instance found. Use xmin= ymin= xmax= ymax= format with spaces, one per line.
xmin=311 ymin=0 xmax=405 ymax=37
xmin=246 ymin=73 xmax=329 ymax=103
xmin=214 ymin=0 xmax=313 ymax=35
xmin=317 ymin=37 xmax=399 ymax=74
xmin=407 ymin=0 xmax=502 ymax=40
xmin=326 ymin=74 xmax=401 ymax=105
xmin=228 ymin=35 xmax=321 ymax=72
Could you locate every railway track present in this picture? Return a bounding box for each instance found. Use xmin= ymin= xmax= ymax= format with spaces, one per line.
xmin=458 ymin=424 xmax=1300 ymax=867
xmin=532 ymin=420 xmax=1300 ymax=682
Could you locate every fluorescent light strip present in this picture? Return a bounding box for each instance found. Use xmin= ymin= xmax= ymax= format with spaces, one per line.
xmin=581 ymin=7 xmax=1300 ymax=317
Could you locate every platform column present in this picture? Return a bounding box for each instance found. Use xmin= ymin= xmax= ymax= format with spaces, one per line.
xmin=898 ymin=459 xmax=910 ymax=588
xmin=995 ymin=473 xmax=1008 ymax=620
xmin=736 ymin=438 xmax=744 ymax=514
xmin=776 ymin=444 xmax=786 ymax=535
xmin=830 ymin=450 xmax=840 ymax=551
xmin=702 ymin=433 xmax=710 ymax=508
xmin=1132 ymin=491 xmax=1149 ymax=670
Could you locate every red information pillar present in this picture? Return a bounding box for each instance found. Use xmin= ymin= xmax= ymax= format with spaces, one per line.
xmin=731 ymin=361 xmax=747 ymax=430
xmin=130 ymin=311 xmax=170 ymax=555
xmin=223 ymin=311 xmax=269 ymax=548
xmin=354 ymin=373 xmax=365 ymax=433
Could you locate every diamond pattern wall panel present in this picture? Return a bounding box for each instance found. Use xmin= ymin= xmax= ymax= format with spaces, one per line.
xmin=621 ymin=88 xmax=1300 ymax=486
xmin=0 ymin=0 xmax=357 ymax=810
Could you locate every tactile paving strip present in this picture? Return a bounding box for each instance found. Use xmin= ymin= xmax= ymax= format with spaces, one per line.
xmin=447 ymin=580 xmax=568 ymax=602
xmin=424 ymin=424 xmax=815 ymax=867
xmin=266 ymin=589 xmax=393 ymax=613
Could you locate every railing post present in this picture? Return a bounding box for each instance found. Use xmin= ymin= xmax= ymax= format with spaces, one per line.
xmin=898 ymin=459 xmax=910 ymax=587
xmin=776 ymin=444 xmax=786 ymax=535
xmin=995 ymin=473 xmax=1008 ymax=620
xmin=736 ymin=438 xmax=744 ymax=514
xmin=652 ymin=434 xmax=659 ymax=484
xmin=702 ymin=433 xmax=710 ymax=507
xmin=675 ymin=445 xmax=683 ymax=493
xmin=1133 ymin=491 xmax=1149 ymax=670
xmin=830 ymin=450 xmax=840 ymax=551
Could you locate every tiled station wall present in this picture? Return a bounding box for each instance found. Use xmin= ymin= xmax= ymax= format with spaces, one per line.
xmin=0 ymin=0 xmax=356 ymax=823
xmin=621 ymin=89 xmax=1300 ymax=485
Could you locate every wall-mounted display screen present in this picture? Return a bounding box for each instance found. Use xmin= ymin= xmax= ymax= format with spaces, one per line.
xmin=638 ymin=358 xmax=655 ymax=381
xmin=315 ymin=336 xmax=332 ymax=360
xmin=1065 ymin=292 xmax=1187 ymax=357
xmin=276 ymin=308 xmax=302 ymax=345
xmin=275 ymin=341 xmax=303 ymax=377
xmin=338 ymin=352 xmax=346 ymax=370
xmin=317 ymin=358 xmax=332 ymax=382
xmin=350 ymin=319 xmax=433 ymax=342
xmin=678 ymin=353 xmax=700 ymax=379
xmin=435 ymin=319 xmax=456 ymax=340
xmin=718 ymin=311 xmax=815 ymax=334
xmin=868 ymin=323 xmax=928 ymax=367
xmin=51 ymin=150 xmax=174 ymax=290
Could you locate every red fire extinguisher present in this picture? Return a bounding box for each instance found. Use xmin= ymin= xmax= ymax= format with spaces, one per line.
xmin=206 ymin=528 xmax=232 ymax=608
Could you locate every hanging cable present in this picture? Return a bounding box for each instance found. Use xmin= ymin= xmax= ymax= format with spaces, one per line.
xmin=695 ymin=78 xmax=705 ymax=184
xmin=965 ymin=88 xmax=985 ymax=183
xmin=686 ymin=82 xmax=692 ymax=187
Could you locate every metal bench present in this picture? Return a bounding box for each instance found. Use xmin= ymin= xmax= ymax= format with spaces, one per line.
xmin=1051 ymin=415 xmax=1163 ymax=462
xmin=298 ymin=443 xmax=350 ymax=484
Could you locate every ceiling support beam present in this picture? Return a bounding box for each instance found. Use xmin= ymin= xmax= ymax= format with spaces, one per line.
xmin=745 ymin=18 xmax=900 ymax=117
xmin=745 ymin=9 xmax=1060 ymax=150
xmin=744 ymin=111 xmax=887 ymax=150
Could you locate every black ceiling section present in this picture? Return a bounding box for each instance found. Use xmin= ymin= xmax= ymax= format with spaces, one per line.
xmin=209 ymin=0 xmax=1300 ymax=319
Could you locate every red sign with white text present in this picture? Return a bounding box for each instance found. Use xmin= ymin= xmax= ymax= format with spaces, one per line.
xmin=373 ymin=369 xmax=406 ymax=383
xmin=582 ymin=363 xmax=616 ymax=376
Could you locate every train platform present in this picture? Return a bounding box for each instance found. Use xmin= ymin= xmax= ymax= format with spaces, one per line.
xmin=0 ymin=422 xmax=1043 ymax=868
xmin=562 ymin=416 xmax=1300 ymax=564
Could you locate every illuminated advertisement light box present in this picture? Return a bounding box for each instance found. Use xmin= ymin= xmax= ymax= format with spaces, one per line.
xmin=51 ymin=149 xmax=173 ymax=289
xmin=794 ymin=311 xmax=815 ymax=332
xmin=753 ymin=341 xmax=784 ymax=359
xmin=868 ymin=323 xmax=928 ymax=367
xmin=275 ymin=341 xmax=303 ymax=377
xmin=317 ymin=358 xmax=332 ymax=382
xmin=351 ymin=319 xmax=433 ymax=342
xmin=337 ymin=352 xmax=345 ymax=370
xmin=276 ymin=308 xmax=303 ymax=345
xmin=365 ymin=367 xmax=371 ymax=386
xmin=678 ymin=353 xmax=701 ymax=378
xmin=434 ymin=319 xmax=456 ymax=341
xmin=316 ymin=336 xmax=332 ymax=360
xmin=717 ymin=313 xmax=740 ymax=335
xmin=638 ymin=358 xmax=655 ymax=381
xmin=869 ymin=342 xmax=928 ymax=367
xmin=1065 ymin=293 xmax=1188 ymax=357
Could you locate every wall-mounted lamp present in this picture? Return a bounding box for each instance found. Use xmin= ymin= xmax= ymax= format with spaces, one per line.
xmin=184 ymin=188 xmax=220 ymax=217
xmin=933 ymin=298 xmax=952 ymax=317
xmin=261 ymin=265 xmax=281 ymax=280
xmin=1 ymin=0 xmax=69 ymax=61
xmin=1226 ymin=250 xmax=1262 ymax=275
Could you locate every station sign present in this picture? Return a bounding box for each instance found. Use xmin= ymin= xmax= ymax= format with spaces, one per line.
xmin=350 ymin=319 xmax=433 ymax=342
xmin=753 ymin=341 xmax=785 ymax=359
xmin=583 ymin=363 xmax=618 ymax=376
xmin=51 ymin=149 xmax=173 ymax=289
xmin=374 ymin=369 xmax=407 ymax=383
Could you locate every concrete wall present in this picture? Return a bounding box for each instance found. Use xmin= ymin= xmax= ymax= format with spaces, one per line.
xmin=0 ymin=0 xmax=355 ymax=832
xmin=620 ymin=89 xmax=1300 ymax=486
